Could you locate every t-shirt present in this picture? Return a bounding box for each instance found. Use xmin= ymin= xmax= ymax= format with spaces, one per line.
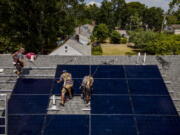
xmin=82 ymin=76 xmax=94 ymax=88
xmin=60 ymin=72 xmax=73 ymax=86
xmin=13 ymin=51 xmax=24 ymax=62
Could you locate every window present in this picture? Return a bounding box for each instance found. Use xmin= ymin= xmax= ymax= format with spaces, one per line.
xmin=65 ymin=46 xmax=68 ymax=53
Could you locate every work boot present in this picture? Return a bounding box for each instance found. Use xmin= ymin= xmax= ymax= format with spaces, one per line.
xmin=60 ymin=103 xmax=64 ymax=107
xmin=69 ymin=96 xmax=73 ymax=99
xmin=86 ymin=102 xmax=90 ymax=107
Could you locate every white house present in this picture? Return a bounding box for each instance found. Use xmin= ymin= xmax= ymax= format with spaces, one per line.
xmin=165 ymin=24 xmax=180 ymax=35
xmin=50 ymin=24 xmax=94 ymax=56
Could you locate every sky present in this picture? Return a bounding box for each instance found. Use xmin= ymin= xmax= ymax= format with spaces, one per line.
xmin=85 ymin=0 xmax=171 ymax=11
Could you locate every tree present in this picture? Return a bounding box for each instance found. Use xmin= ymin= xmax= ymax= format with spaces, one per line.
xmin=129 ymin=30 xmax=180 ymax=55
xmin=169 ymin=0 xmax=180 ymax=11
xmin=111 ymin=0 xmax=126 ymax=28
xmin=124 ymin=2 xmax=146 ymax=29
xmin=110 ymin=30 xmax=121 ymax=43
xmin=168 ymin=0 xmax=180 ymax=24
xmin=126 ymin=2 xmax=146 ymax=17
xmin=93 ymin=24 xmax=109 ymax=42
xmin=129 ymin=13 xmax=142 ymax=30
xmin=167 ymin=15 xmax=178 ymax=25
xmin=98 ymin=0 xmax=114 ymax=29
xmin=85 ymin=4 xmax=100 ymax=22
xmin=0 ymin=0 xmax=83 ymax=53
xmin=128 ymin=30 xmax=159 ymax=48
xmin=143 ymin=7 xmax=164 ymax=31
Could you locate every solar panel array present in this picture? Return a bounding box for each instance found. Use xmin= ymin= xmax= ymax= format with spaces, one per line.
xmin=6 ymin=65 xmax=180 ymax=135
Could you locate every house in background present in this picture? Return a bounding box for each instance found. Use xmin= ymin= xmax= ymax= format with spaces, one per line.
xmin=50 ymin=24 xmax=94 ymax=56
xmin=115 ymin=28 xmax=129 ymax=41
xmin=165 ymin=24 xmax=180 ymax=35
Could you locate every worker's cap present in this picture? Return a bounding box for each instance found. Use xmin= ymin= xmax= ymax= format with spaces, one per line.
xmin=62 ymin=70 xmax=67 ymax=73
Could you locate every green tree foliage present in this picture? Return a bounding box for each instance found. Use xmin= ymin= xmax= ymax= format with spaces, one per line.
xmin=92 ymin=45 xmax=102 ymax=55
xmin=143 ymin=7 xmax=164 ymax=31
xmin=85 ymin=4 xmax=100 ymax=22
xmin=169 ymin=0 xmax=180 ymax=11
xmin=167 ymin=15 xmax=178 ymax=25
xmin=93 ymin=24 xmax=109 ymax=42
xmin=0 ymin=0 xmax=84 ymax=53
xmin=129 ymin=13 xmax=142 ymax=30
xmin=125 ymin=2 xmax=145 ymax=29
xmin=98 ymin=0 xmax=114 ymax=29
xmin=129 ymin=30 xmax=180 ymax=54
xmin=126 ymin=2 xmax=146 ymax=17
xmin=129 ymin=30 xmax=158 ymax=48
xmin=168 ymin=0 xmax=180 ymax=24
xmin=120 ymin=37 xmax=127 ymax=44
xmin=110 ymin=30 xmax=121 ymax=43
xmin=111 ymin=0 xmax=126 ymax=28
xmin=1 ymin=0 xmax=177 ymax=54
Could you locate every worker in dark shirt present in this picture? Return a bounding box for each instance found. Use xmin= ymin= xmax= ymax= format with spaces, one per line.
xmin=12 ymin=48 xmax=25 ymax=76
xmin=80 ymin=75 xmax=94 ymax=106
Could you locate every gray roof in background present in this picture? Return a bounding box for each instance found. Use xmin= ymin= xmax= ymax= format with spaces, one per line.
xmin=63 ymin=37 xmax=91 ymax=55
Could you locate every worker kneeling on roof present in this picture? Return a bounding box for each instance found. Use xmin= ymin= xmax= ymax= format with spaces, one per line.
xmin=81 ymin=75 xmax=94 ymax=106
xmin=57 ymin=70 xmax=73 ymax=106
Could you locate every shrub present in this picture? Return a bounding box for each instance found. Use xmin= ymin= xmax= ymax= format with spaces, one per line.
xmin=110 ymin=31 xmax=121 ymax=43
xmin=128 ymin=30 xmax=158 ymax=48
xmin=128 ymin=30 xmax=180 ymax=55
xmin=92 ymin=45 xmax=102 ymax=55
xmin=121 ymin=37 xmax=127 ymax=44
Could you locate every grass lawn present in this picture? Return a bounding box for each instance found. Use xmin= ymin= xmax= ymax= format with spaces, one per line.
xmin=101 ymin=43 xmax=139 ymax=55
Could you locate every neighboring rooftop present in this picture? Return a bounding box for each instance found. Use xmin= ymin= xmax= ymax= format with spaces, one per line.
xmin=171 ymin=24 xmax=180 ymax=29
xmin=50 ymin=24 xmax=94 ymax=56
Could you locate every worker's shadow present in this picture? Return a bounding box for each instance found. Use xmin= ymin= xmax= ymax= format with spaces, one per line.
xmin=21 ymin=67 xmax=33 ymax=76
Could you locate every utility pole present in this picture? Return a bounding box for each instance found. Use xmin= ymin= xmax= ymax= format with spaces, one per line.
xmin=161 ymin=14 xmax=167 ymax=33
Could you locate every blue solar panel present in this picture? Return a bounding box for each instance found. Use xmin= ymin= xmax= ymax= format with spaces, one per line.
xmin=91 ymin=115 xmax=137 ymax=135
xmin=136 ymin=116 xmax=180 ymax=135
xmin=43 ymin=115 xmax=89 ymax=135
xmin=0 ymin=127 xmax=5 ymax=134
xmin=7 ymin=65 xmax=180 ymax=135
xmin=125 ymin=65 xmax=162 ymax=78
xmin=132 ymin=96 xmax=178 ymax=115
xmin=8 ymin=115 xmax=44 ymax=135
xmin=91 ymin=65 xmax=125 ymax=78
xmin=13 ymin=79 xmax=53 ymax=94
xmin=55 ymin=65 xmax=90 ymax=78
xmin=93 ymin=79 xmax=128 ymax=94
xmin=0 ymin=118 xmax=5 ymax=125
xmin=91 ymin=95 xmax=132 ymax=114
xmin=52 ymin=79 xmax=82 ymax=95
xmin=8 ymin=95 xmax=49 ymax=114
xmin=128 ymin=79 xmax=169 ymax=95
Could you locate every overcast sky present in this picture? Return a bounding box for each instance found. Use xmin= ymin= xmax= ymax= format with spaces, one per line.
xmin=85 ymin=0 xmax=171 ymax=11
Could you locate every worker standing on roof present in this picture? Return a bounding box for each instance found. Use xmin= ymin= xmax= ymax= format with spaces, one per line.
xmin=12 ymin=48 xmax=25 ymax=76
xmin=80 ymin=75 xmax=94 ymax=106
xmin=57 ymin=70 xmax=73 ymax=106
